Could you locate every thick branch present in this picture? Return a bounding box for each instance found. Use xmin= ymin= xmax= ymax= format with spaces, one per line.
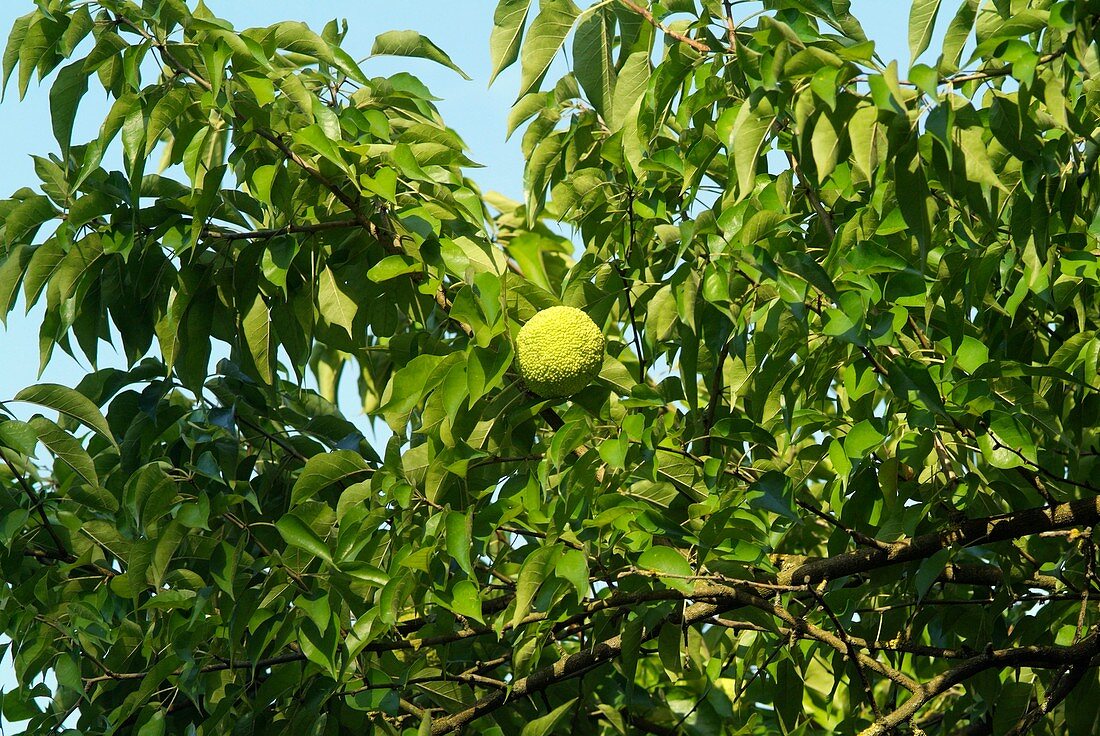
xmin=1005 ymin=663 xmax=1089 ymax=736
xmin=779 ymin=496 xmax=1100 ymax=587
xmin=858 ymin=633 xmax=1100 ymax=736
xmin=708 ymin=617 xmax=980 ymax=660
xmin=428 ymin=599 xmax=729 ymax=734
xmin=703 ymin=586 xmax=918 ymax=692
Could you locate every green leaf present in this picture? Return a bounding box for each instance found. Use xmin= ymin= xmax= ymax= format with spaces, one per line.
xmin=445 ymin=510 xmax=474 ymax=576
xmin=572 ymin=7 xmax=616 ymax=122
xmin=909 ymin=63 xmax=940 ymax=97
xmin=21 ymin=239 xmax=66 ymax=308
xmin=894 ymin=141 xmax=933 ymax=252
xmin=908 ymin=0 xmax=943 ymax=64
xmin=242 ymin=293 xmax=273 ymax=384
xmin=811 ymin=110 xmax=841 ymax=180
xmin=4 ymin=195 xmax=58 ymax=246
xmin=939 ymin=0 xmax=979 ymax=73
xmin=318 ymin=266 xmax=358 ymax=339
xmin=367 ymin=255 xmax=421 ymax=283
xmin=339 ymin=561 xmax=389 ymax=587
xmin=17 ymin=14 xmax=55 ymax=100
xmin=137 ymin=710 xmax=165 ymax=736
xmin=956 ymin=124 xmax=1006 ymax=191
xmin=0 ymin=419 xmax=37 ymax=456
xmin=992 ymin=682 xmax=1034 ymax=735
xmin=449 ymin=580 xmax=484 ymax=623
xmin=380 ymin=353 xmax=454 ymax=432
xmin=517 ymin=0 xmax=580 ymax=98
xmin=267 ymin=21 xmax=365 ymax=87
xmin=519 ymin=698 xmax=578 ymax=736
xmin=467 ymin=343 xmax=512 ymax=403
xmin=511 ymin=544 xmax=557 ymax=628
xmin=915 ymin=549 xmax=950 ymax=599
xmin=844 ymin=420 xmax=885 ymax=459
xmin=955 ymin=335 xmax=989 ymax=373
xmin=67 ymin=480 xmax=119 ymax=514
xmin=638 ymin=546 xmax=693 ymax=578
xmin=276 ymin=513 xmax=334 ymax=564
xmin=49 ymin=60 xmax=88 ymax=155
xmin=291 ymin=450 xmax=373 ymax=507
xmin=15 ymin=383 xmax=117 ymax=449
xmin=361 ymin=167 xmax=397 ymax=202
xmin=611 ymin=51 xmax=650 ymax=132
xmin=295 ymin=124 xmax=348 ymax=173
xmin=371 ymin=30 xmax=471 ymax=80
xmin=980 ymin=412 xmax=1037 ymax=469
xmin=489 ymin=0 xmax=532 ymax=85
xmin=658 ymin=623 xmax=683 ymax=676
xmin=28 ymin=416 xmax=98 ymax=487
xmin=0 ymin=244 xmax=31 ymax=322
xmin=722 ymin=97 xmax=775 ymax=200
xmin=58 ymin=5 xmax=93 ymax=57
xmin=1 ymin=12 xmax=32 ymax=98
xmin=554 ymin=548 xmax=589 ymax=602
xmin=145 ymin=87 xmax=193 ymax=157
xmin=506 ymin=92 xmax=548 ymax=138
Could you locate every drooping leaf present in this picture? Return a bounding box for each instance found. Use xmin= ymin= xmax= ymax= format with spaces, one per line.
xmin=517 ymin=0 xmax=580 ymax=98
xmin=511 ymin=544 xmax=557 ymax=628
xmin=15 ymin=383 xmax=117 ymax=449
xmin=48 ymin=60 xmax=88 ymax=155
xmin=908 ymin=0 xmax=943 ymax=64
xmin=572 ymin=6 xmax=616 ymax=122
xmin=371 ymin=30 xmax=471 ymax=80
xmin=724 ymin=97 xmax=776 ymax=200
xmin=242 ymin=292 xmax=273 ymax=384
xmin=28 ymin=416 xmax=97 ymax=488
xmin=489 ymin=0 xmax=532 ymax=84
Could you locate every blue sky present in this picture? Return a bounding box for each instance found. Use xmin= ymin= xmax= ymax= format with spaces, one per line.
xmin=0 ymin=0 xmax=916 ymax=727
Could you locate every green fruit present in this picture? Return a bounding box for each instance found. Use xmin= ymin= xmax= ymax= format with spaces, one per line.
xmin=516 ymin=306 xmax=606 ymax=398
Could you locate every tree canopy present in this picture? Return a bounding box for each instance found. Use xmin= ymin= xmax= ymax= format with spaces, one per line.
xmin=1 ymin=0 xmax=1100 ymax=734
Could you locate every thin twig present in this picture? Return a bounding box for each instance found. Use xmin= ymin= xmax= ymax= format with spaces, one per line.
xmin=2 ymin=448 xmax=69 ymax=558
xmin=201 ymin=218 xmax=361 ymax=242
xmin=617 ymin=0 xmax=712 ymax=53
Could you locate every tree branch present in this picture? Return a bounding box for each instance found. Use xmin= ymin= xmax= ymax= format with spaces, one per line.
xmin=616 ymin=0 xmax=712 ymax=54
xmin=428 ymin=598 xmax=730 ymax=734
xmin=857 ymin=632 xmax=1100 ymax=736
xmin=808 ymin=586 xmax=883 ymax=717
xmin=778 ymin=496 xmax=1100 ymax=587
xmin=201 ymin=218 xmax=361 ymax=242
xmin=1004 ymin=662 xmax=1089 ymax=736
xmin=2 ymin=449 xmax=70 ymax=559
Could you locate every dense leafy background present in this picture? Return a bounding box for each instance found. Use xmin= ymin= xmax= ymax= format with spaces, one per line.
xmin=1 ymin=1 xmax=1099 ymax=735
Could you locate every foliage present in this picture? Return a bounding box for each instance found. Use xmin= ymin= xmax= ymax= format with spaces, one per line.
xmin=1 ymin=0 xmax=1100 ymax=734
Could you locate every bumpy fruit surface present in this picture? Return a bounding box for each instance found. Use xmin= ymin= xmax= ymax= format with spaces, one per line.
xmin=516 ymin=306 xmax=606 ymax=398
